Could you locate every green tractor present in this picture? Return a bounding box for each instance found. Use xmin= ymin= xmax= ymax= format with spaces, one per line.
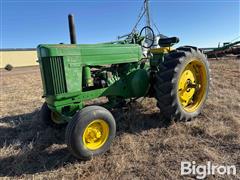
xmin=38 ymin=9 xmax=210 ymax=159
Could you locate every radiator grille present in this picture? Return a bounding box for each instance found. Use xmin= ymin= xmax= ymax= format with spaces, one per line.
xmin=41 ymin=56 xmax=67 ymax=95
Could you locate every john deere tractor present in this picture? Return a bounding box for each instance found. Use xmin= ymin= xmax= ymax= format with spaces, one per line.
xmin=38 ymin=13 xmax=210 ymax=159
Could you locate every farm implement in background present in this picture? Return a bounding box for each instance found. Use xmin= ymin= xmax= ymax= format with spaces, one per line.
xmin=202 ymin=39 xmax=240 ymax=59
xmin=37 ymin=0 xmax=210 ymax=159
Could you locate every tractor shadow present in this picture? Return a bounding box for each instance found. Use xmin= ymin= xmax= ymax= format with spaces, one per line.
xmin=112 ymin=102 xmax=171 ymax=136
xmin=0 ymin=102 xmax=170 ymax=177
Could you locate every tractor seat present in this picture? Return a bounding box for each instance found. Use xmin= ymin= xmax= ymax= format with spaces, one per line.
xmin=158 ymin=37 xmax=179 ymax=47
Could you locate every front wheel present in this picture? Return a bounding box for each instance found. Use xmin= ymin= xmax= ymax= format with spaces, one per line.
xmin=65 ymin=106 xmax=116 ymax=159
xmin=39 ymin=102 xmax=67 ymax=128
xmin=154 ymin=46 xmax=210 ymax=121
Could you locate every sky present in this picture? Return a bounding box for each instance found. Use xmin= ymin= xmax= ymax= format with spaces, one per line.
xmin=1 ymin=0 xmax=240 ymax=48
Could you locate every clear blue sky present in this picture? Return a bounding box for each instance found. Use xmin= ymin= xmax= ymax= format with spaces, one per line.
xmin=1 ymin=0 xmax=239 ymax=48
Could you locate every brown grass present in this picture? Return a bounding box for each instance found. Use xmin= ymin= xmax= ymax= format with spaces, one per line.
xmin=0 ymin=59 xmax=240 ymax=179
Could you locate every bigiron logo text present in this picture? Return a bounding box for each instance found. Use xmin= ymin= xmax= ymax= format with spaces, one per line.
xmin=181 ymin=161 xmax=237 ymax=179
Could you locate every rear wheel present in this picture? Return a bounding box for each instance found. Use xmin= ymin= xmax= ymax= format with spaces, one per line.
xmin=65 ymin=106 xmax=116 ymax=159
xmin=154 ymin=46 xmax=210 ymax=120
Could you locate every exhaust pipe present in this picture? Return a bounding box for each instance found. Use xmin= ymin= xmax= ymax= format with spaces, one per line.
xmin=68 ymin=14 xmax=77 ymax=44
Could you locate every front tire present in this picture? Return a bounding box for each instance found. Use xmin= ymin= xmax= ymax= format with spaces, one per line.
xmin=154 ymin=46 xmax=210 ymax=121
xmin=39 ymin=102 xmax=66 ymax=128
xmin=65 ymin=106 xmax=116 ymax=159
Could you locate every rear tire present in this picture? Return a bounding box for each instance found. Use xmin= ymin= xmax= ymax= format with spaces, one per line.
xmin=65 ymin=106 xmax=116 ymax=159
xmin=154 ymin=46 xmax=210 ymax=121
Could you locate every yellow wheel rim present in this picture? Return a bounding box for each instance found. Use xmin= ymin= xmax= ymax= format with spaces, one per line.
xmin=83 ymin=119 xmax=109 ymax=150
xmin=178 ymin=60 xmax=207 ymax=112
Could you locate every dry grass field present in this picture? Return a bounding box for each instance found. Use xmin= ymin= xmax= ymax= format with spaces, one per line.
xmin=0 ymin=59 xmax=239 ymax=179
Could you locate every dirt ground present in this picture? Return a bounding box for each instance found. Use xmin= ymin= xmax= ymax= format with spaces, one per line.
xmin=0 ymin=59 xmax=239 ymax=179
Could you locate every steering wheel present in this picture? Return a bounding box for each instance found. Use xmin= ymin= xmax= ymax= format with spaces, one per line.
xmin=139 ymin=26 xmax=155 ymax=48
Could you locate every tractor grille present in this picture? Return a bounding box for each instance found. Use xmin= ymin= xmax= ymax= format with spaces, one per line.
xmin=41 ymin=56 xmax=67 ymax=95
